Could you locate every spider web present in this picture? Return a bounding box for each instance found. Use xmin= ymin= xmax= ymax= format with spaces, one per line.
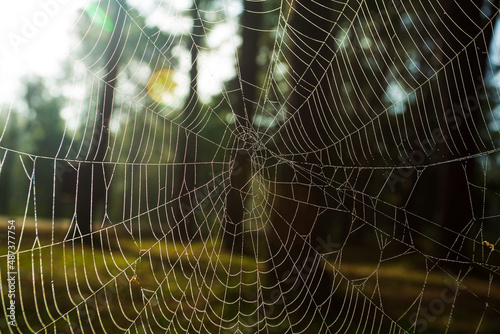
xmin=1 ymin=0 xmax=500 ymax=333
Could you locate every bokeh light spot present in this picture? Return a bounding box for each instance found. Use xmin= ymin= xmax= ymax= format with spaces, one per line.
xmin=84 ymin=2 xmax=115 ymax=32
xmin=147 ymin=69 xmax=178 ymax=104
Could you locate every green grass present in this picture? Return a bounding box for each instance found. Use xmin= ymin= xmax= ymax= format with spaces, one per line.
xmin=0 ymin=217 xmax=499 ymax=333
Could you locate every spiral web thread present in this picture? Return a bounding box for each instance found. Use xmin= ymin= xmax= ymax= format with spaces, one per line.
xmin=1 ymin=0 xmax=500 ymax=333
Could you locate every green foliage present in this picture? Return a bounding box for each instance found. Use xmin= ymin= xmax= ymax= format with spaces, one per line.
xmin=0 ymin=78 xmax=67 ymax=217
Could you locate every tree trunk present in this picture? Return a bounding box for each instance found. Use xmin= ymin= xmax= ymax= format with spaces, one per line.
xmin=173 ymin=0 xmax=203 ymax=244
xmin=77 ymin=0 xmax=127 ymax=245
xmin=269 ymin=0 xmax=346 ymax=319
xmin=222 ymin=0 xmax=263 ymax=253
xmin=435 ymin=0 xmax=495 ymax=265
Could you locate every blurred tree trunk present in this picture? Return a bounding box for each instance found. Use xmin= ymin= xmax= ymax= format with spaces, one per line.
xmin=77 ymin=0 xmax=127 ymax=245
xmin=222 ymin=0 xmax=263 ymax=253
xmin=0 ymin=115 xmax=18 ymax=216
xmin=268 ymin=0 xmax=346 ymax=318
xmin=173 ymin=0 xmax=202 ymax=244
xmin=435 ymin=0 xmax=495 ymax=264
